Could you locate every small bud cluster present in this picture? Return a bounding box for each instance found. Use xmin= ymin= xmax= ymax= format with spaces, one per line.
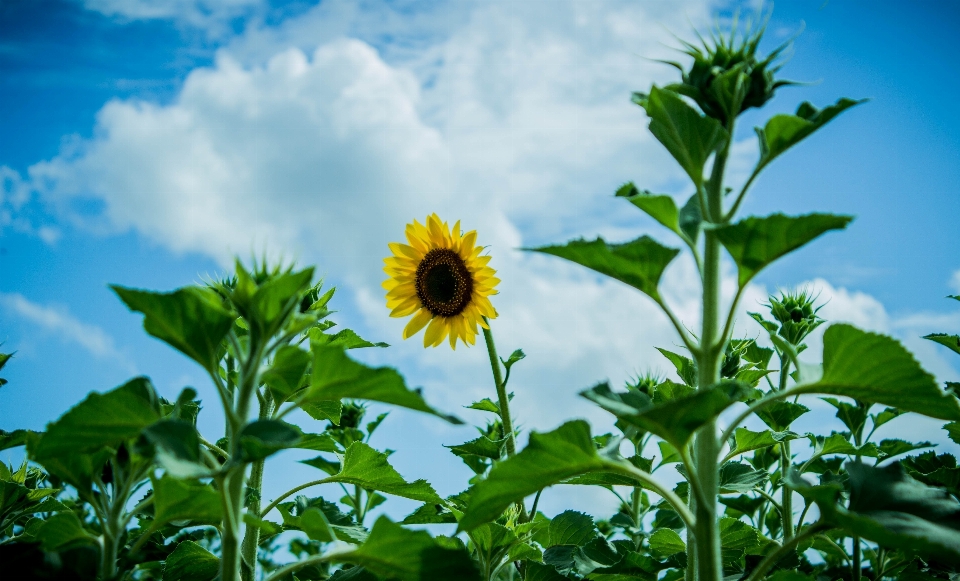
xmin=767 ymin=289 xmax=824 ymax=347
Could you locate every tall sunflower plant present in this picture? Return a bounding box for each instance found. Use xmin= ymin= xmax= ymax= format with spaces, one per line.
xmin=4 ymin=12 xmax=960 ymax=581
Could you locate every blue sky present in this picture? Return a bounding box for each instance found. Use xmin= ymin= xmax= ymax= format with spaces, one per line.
xmin=2 ymin=0 xmax=959 ymax=519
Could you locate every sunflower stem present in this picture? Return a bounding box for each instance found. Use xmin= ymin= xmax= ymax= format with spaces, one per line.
xmin=482 ymin=321 xmax=517 ymax=458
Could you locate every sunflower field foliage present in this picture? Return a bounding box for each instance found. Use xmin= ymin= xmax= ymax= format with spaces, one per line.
xmin=3 ymin=14 xmax=960 ymax=581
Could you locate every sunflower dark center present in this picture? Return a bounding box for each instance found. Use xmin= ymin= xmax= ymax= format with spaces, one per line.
xmin=415 ymin=248 xmax=473 ymax=317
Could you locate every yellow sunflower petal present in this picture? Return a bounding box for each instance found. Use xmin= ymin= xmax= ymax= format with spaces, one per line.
xmin=403 ymin=308 xmax=433 ymax=339
xmin=405 ymin=225 xmax=429 ymax=253
xmin=389 ymin=296 xmax=421 ymax=317
xmin=459 ymin=230 xmax=477 ymax=258
xmin=427 ymin=214 xmax=445 ymax=246
xmin=423 ymin=317 xmax=446 ymax=348
xmin=389 ymin=242 xmax=422 ymax=261
xmin=386 ymin=285 xmax=417 ymax=301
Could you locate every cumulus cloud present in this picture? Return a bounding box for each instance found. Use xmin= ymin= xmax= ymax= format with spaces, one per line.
xmin=0 ymin=293 xmax=131 ymax=368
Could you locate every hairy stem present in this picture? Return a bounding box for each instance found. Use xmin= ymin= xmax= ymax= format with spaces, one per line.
xmin=779 ymin=358 xmax=794 ymax=541
xmin=482 ymin=322 xmax=517 ymax=458
xmin=240 ymin=392 xmax=275 ymax=581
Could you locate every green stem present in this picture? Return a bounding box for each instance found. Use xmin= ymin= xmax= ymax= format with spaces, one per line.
xmin=852 ymin=537 xmax=862 ymax=581
xmin=482 ymin=322 xmax=517 ymax=458
xmin=240 ymin=391 xmax=275 ymax=581
xmin=691 ymin=116 xmax=733 ymax=581
xmin=778 ymin=357 xmax=794 ymax=542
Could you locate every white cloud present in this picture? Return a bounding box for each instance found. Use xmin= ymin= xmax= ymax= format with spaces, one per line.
xmin=83 ymin=0 xmax=264 ymax=36
xmin=0 ymin=293 xmax=131 ymax=368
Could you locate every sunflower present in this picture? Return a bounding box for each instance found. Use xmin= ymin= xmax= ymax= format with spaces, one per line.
xmin=383 ymin=214 xmax=499 ymax=349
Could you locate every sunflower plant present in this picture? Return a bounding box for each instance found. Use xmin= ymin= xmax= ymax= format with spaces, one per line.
xmin=3 ymin=11 xmax=960 ymax=581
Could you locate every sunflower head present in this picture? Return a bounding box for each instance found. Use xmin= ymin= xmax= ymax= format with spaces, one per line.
xmin=383 ymin=214 xmax=499 ymax=350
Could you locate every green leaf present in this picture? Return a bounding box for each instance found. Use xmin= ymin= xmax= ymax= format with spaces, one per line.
xmin=113 ymin=285 xmax=235 ymax=373
xmin=902 ymin=452 xmax=960 ymax=495
xmin=656 ymin=349 xmax=698 ymax=387
xmin=527 ymin=236 xmax=679 ymax=301
xmin=238 ymin=419 xmax=302 ymax=461
xmin=945 ymin=422 xmax=960 ymax=446
xmin=796 ymin=324 xmax=960 ymax=421
xmin=547 ymin=511 xmax=597 ymax=546
xmin=582 ymin=381 xmax=745 ymax=450
xmin=261 ymin=345 xmax=311 ymax=401
xmin=331 ymin=516 xmax=481 ymax=581
xmin=524 ymin=562 xmax=576 ymax=581
xmin=459 ymin=421 xmax=606 ymax=532
xmin=152 ymin=474 xmax=223 ymax=527
xmin=923 ymin=334 xmax=960 ymax=357
xmin=140 ymin=419 xmax=209 ymax=479
xmin=715 ymin=213 xmax=852 ymax=286
xmin=32 ymin=377 xmax=160 ymax=460
xmin=648 ymin=528 xmax=685 ymax=558
xmin=756 ymin=401 xmax=809 ymax=432
xmin=312 ymin=328 xmax=389 ymax=349
xmin=0 ymin=429 xmax=40 ymax=452
xmin=637 ymin=86 xmax=727 ymax=187
xmin=617 ymin=184 xmax=690 ymax=242
xmin=309 ymin=346 xmax=460 ymax=424
xmin=790 ymin=462 xmax=960 ymax=565
xmin=467 ymin=399 xmax=501 ymax=414
xmin=162 ymin=541 xmax=218 ymax=581
xmin=35 ymin=511 xmax=97 ymax=551
xmin=757 ymin=98 xmax=865 ymax=168
xmin=323 ymin=442 xmax=442 ymax=503
xmin=728 ymin=428 xmax=798 ymax=458
xmin=302 ymin=400 xmax=343 ymax=424
xmin=877 ymin=439 xmax=935 ymax=462
xmin=715 ymin=462 xmax=768 ymax=493
xmin=445 ymin=436 xmax=504 ymax=461
xmin=231 ymin=264 xmax=314 ymax=337
xmin=295 ymin=432 xmax=341 ymax=453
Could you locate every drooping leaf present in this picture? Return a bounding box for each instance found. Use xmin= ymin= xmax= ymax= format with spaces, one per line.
xmin=238 ymin=419 xmax=302 ymax=461
xmin=877 ymin=439 xmax=935 ymax=462
xmin=528 ymin=236 xmax=679 ymax=301
xmin=902 ymin=452 xmax=960 ymax=496
xmin=648 ymin=528 xmax=685 ymax=558
xmin=112 ymin=285 xmax=235 ymax=373
xmin=945 ymin=422 xmax=960 ymax=446
xmin=459 ymin=421 xmax=606 ymax=532
xmin=140 ymin=419 xmax=209 ymax=479
xmin=445 ymin=436 xmax=504 ymax=461
xmin=728 ymin=428 xmax=798 ymax=459
xmin=636 ymin=86 xmax=727 ymax=187
xmin=0 ymin=429 xmax=40 ymax=452
xmin=302 ymin=400 xmax=343 ymax=424
xmin=261 ymin=345 xmax=311 ymax=401
xmin=756 ymin=401 xmax=810 ymax=432
xmin=162 ymin=540 xmax=218 ymax=581
xmin=924 ymin=334 xmax=960 ymax=357
xmin=796 ymin=325 xmax=960 ymax=421
xmin=35 ymin=511 xmax=97 ymax=551
xmin=312 ymin=328 xmax=389 ymax=349
xmin=715 ymin=213 xmax=852 ymax=286
xmin=617 ymin=184 xmax=690 ymax=242
xmin=295 ymin=432 xmax=342 ymax=453
xmin=309 ymin=346 xmax=460 ymax=423
xmin=323 ymin=442 xmax=442 ymax=503
xmin=757 ymin=98 xmax=866 ymax=168
xmin=151 ymin=474 xmax=223 ymax=527
xmin=582 ymin=381 xmax=746 ymax=450
xmin=32 ymin=377 xmax=160 ymax=460
xmin=330 ymin=516 xmax=481 ymax=581
xmin=789 ymin=462 xmax=960 ymax=565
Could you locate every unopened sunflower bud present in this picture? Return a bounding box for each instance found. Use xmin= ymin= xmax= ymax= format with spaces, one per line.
xmin=767 ymin=289 xmax=824 ymax=346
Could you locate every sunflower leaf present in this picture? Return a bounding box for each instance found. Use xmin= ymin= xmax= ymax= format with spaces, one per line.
xmin=714 ymin=213 xmax=852 ymax=286
xmin=328 ymin=516 xmax=481 ymax=581
xmin=757 ymin=98 xmax=865 ymax=169
xmin=112 ymin=286 xmax=235 ymax=374
xmin=795 ymin=324 xmax=960 ymax=421
xmin=151 ymin=474 xmax=223 ymax=528
xmin=459 ymin=421 xmax=606 ymax=532
xmin=307 ymin=345 xmax=461 ymax=424
xmin=636 ymin=86 xmax=727 ymax=187
xmin=162 ymin=541 xmax=219 ymax=581
xmin=923 ymin=333 xmax=960 ymax=357
xmin=528 ymin=236 xmax=680 ymax=301
xmin=582 ymin=381 xmax=747 ymax=450
xmin=322 ymin=442 xmax=442 ymax=504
